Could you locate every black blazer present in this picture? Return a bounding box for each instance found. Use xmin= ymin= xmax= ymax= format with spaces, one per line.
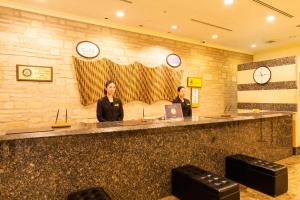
xmin=172 ymin=96 xmax=192 ymax=117
xmin=97 ymin=96 xmax=124 ymax=122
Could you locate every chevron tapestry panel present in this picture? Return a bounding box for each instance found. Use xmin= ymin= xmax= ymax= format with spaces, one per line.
xmin=73 ymin=57 xmax=183 ymax=106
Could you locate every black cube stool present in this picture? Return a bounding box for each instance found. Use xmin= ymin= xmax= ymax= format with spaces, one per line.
xmin=225 ymin=154 xmax=288 ymax=197
xmin=67 ymin=187 xmax=111 ymax=200
xmin=172 ymin=165 xmax=240 ymax=200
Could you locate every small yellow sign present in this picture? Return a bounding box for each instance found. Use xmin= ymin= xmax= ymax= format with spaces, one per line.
xmin=16 ymin=65 xmax=53 ymax=82
xmin=187 ymin=77 xmax=202 ymax=88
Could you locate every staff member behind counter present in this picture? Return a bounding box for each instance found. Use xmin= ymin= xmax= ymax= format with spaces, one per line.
xmin=97 ymin=80 xmax=124 ymax=122
xmin=172 ymin=86 xmax=192 ymax=117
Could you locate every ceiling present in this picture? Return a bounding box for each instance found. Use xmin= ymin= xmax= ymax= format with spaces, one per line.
xmin=1 ymin=0 xmax=300 ymax=54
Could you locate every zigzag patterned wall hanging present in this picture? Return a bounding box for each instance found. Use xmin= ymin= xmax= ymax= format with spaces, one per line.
xmin=73 ymin=57 xmax=183 ymax=106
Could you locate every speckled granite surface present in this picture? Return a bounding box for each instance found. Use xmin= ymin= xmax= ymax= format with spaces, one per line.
xmin=0 ymin=112 xmax=293 ymax=200
xmin=238 ymin=103 xmax=297 ymax=112
xmin=238 ymin=81 xmax=297 ymax=91
xmin=237 ymin=56 xmax=296 ymax=71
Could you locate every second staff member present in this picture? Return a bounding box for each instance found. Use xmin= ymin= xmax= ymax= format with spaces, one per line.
xmin=172 ymin=86 xmax=192 ymax=117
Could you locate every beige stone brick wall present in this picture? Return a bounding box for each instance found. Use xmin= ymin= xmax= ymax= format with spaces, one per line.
xmin=0 ymin=6 xmax=252 ymax=130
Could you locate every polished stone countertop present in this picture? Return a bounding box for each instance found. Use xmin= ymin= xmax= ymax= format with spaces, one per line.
xmin=0 ymin=111 xmax=293 ymax=200
xmin=0 ymin=112 xmax=293 ymax=141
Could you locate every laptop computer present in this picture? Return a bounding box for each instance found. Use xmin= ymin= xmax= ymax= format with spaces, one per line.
xmin=164 ymin=103 xmax=184 ymax=119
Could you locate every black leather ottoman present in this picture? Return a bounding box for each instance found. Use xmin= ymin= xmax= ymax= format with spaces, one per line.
xmin=172 ymin=165 xmax=240 ymax=200
xmin=225 ymin=154 xmax=288 ymax=197
xmin=67 ymin=187 xmax=111 ymax=200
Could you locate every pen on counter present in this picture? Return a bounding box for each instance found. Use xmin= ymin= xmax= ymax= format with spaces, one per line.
xmin=55 ymin=109 xmax=59 ymax=123
xmin=224 ymin=105 xmax=228 ymax=113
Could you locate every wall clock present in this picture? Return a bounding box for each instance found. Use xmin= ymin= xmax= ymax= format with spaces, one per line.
xmin=253 ymin=66 xmax=271 ymax=85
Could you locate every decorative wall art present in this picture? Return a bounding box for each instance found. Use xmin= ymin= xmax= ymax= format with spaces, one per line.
xmin=73 ymin=57 xmax=183 ymax=106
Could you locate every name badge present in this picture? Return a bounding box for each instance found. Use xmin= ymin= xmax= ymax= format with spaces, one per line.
xmin=114 ymin=103 xmax=119 ymax=107
xmin=187 ymin=103 xmax=190 ymax=106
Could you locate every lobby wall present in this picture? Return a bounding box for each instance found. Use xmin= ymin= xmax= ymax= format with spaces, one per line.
xmin=237 ymin=56 xmax=297 ymax=112
xmin=253 ymin=45 xmax=300 ymax=149
xmin=0 ymin=6 xmax=252 ymax=129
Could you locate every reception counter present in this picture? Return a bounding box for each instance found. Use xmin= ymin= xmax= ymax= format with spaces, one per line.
xmin=0 ymin=112 xmax=293 ymax=199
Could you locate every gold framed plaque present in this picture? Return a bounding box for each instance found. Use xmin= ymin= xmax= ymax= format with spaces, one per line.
xmin=16 ymin=65 xmax=53 ymax=82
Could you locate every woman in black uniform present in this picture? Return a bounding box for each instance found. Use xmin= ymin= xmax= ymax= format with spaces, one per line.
xmin=172 ymin=86 xmax=192 ymax=117
xmin=97 ymin=80 xmax=124 ymax=122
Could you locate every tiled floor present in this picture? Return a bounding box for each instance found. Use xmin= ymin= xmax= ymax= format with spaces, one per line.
xmin=161 ymin=155 xmax=300 ymax=200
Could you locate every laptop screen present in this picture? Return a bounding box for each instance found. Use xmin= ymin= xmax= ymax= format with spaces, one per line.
xmin=164 ymin=103 xmax=183 ymax=119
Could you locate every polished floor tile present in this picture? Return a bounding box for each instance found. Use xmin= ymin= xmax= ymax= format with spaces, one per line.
xmin=161 ymin=155 xmax=300 ymax=200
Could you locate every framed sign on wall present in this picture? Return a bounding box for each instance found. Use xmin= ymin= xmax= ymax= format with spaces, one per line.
xmin=16 ymin=65 xmax=53 ymax=82
xmin=166 ymin=54 xmax=181 ymax=68
xmin=191 ymin=88 xmax=200 ymax=107
xmin=187 ymin=77 xmax=202 ymax=88
xmin=76 ymin=41 xmax=100 ymax=59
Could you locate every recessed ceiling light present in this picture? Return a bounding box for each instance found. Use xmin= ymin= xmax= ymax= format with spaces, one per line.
xmin=212 ymin=34 xmax=219 ymax=39
xmin=251 ymin=44 xmax=257 ymax=48
xmin=224 ymin=0 xmax=234 ymax=6
xmin=171 ymin=25 xmax=177 ymax=29
xmin=266 ymin=15 xmax=276 ymax=22
xmin=116 ymin=11 xmax=125 ymax=17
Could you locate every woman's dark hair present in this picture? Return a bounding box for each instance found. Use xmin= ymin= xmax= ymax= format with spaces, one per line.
xmin=104 ymin=80 xmax=115 ymax=95
xmin=177 ymin=86 xmax=185 ymax=92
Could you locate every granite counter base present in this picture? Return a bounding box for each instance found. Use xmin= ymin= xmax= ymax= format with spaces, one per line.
xmin=0 ymin=115 xmax=293 ymax=199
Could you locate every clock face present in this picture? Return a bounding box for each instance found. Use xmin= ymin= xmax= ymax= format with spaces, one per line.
xmin=253 ymin=67 xmax=271 ymax=84
xmin=166 ymin=54 xmax=181 ymax=68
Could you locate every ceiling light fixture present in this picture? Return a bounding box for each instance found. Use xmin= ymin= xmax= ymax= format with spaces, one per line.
xmin=266 ymin=15 xmax=276 ymax=22
xmin=224 ymin=0 xmax=234 ymax=6
xmin=116 ymin=11 xmax=125 ymax=17
xmin=212 ymin=34 xmax=219 ymax=39
xmin=171 ymin=25 xmax=178 ymax=29
xmin=251 ymin=44 xmax=257 ymax=48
